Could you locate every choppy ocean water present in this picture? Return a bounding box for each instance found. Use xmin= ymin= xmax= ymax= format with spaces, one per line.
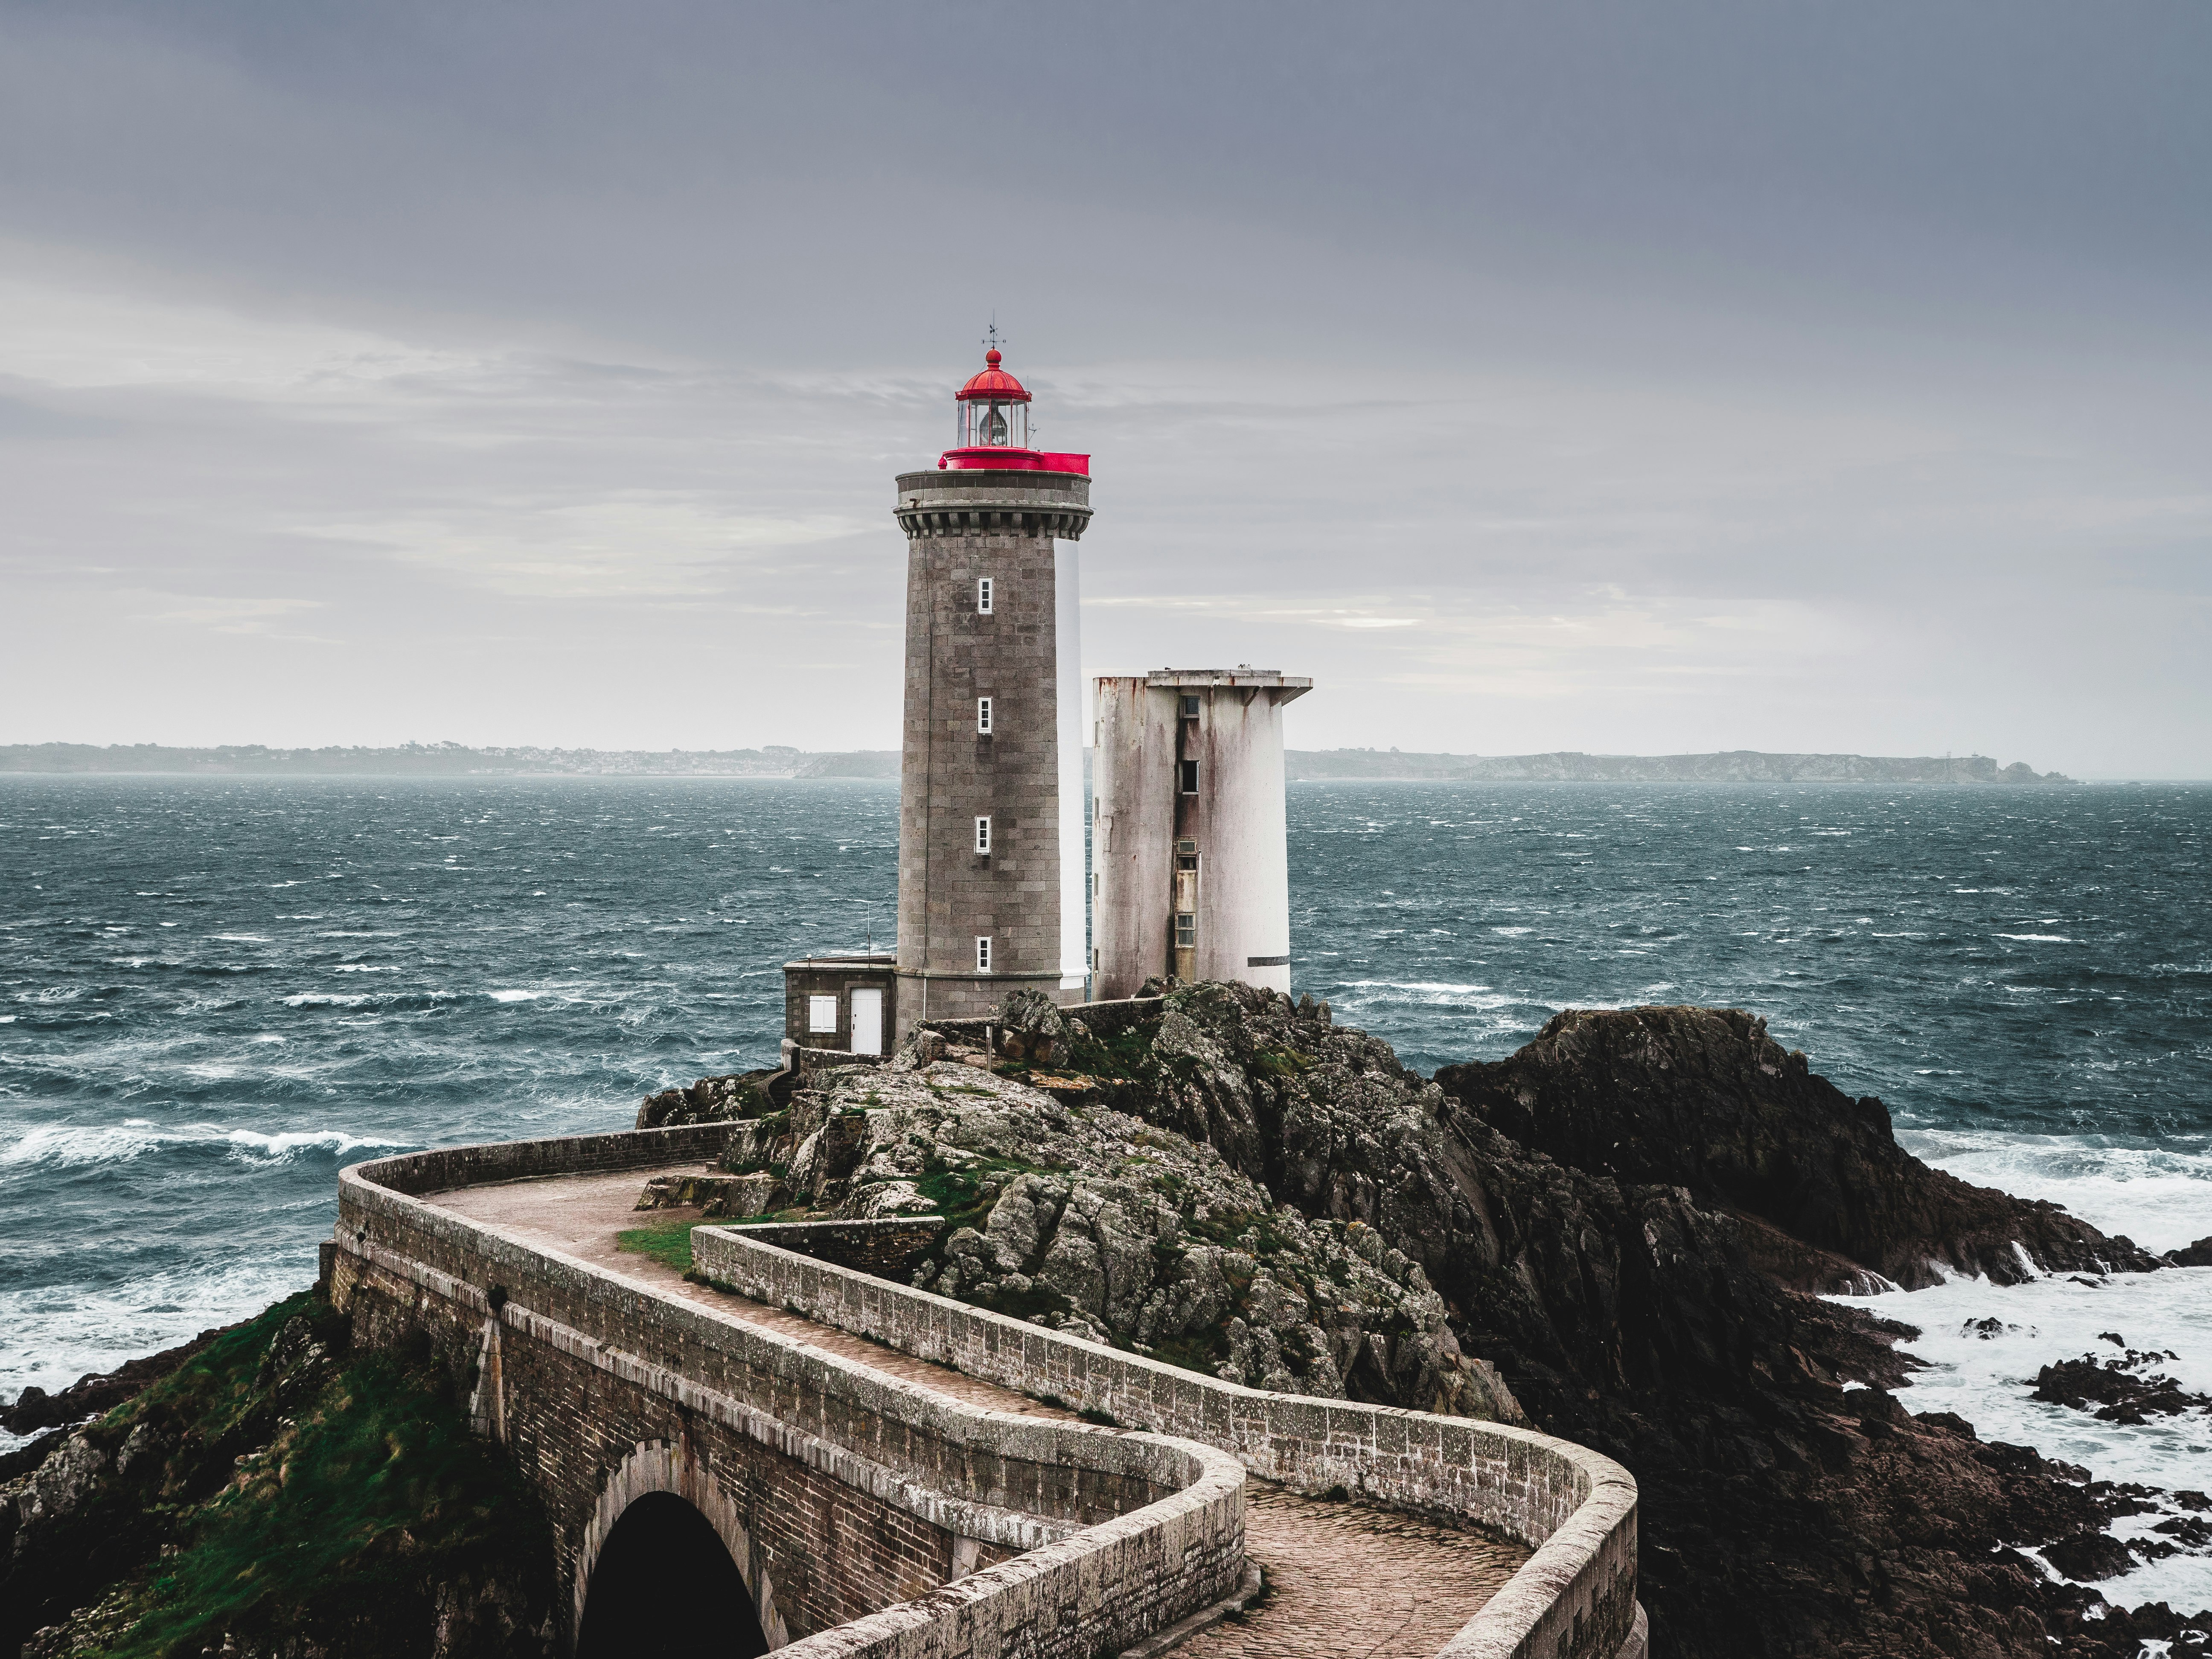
xmin=3 ymin=777 xmax=2207 ymax=1603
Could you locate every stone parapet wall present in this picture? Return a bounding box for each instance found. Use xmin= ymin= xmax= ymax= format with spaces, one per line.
xmin=694 ymin=1224 xmax=1640 ymax=1659
xmin=352 ymin=1122 xmax=733 ymax=1198
xmin=335 ymin=1131 xmax=1246 ymax=1658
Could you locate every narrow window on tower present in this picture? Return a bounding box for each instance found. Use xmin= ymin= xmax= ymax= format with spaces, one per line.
xmin=975 ymin=935 xmax=992 ymax=972
xmin=1175 ymin=914 xmax=1197 ymax=949
xmin=976 ymin=577 xmax=994 ymax=614
xmin=977 ymin=697 xmax=993 ymax=735
xmin=975 ymin=815 xmax=992 ymax=855
xmin=1181 ymin=695 xmax=1200 ymax=718
xmin=1179 ymin=759 xmax=1199 ymax=795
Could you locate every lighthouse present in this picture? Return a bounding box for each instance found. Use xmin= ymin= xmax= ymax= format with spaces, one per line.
xmin=888 ymin=346 xmax=1093 ymax=1029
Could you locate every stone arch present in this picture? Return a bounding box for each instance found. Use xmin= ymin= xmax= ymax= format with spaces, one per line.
xmin=573 ymin=1439 xmax=787 ymax=1653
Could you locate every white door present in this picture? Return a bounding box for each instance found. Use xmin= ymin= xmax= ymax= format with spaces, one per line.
xmin=848 ymin=987 xmax=883 ymax=1056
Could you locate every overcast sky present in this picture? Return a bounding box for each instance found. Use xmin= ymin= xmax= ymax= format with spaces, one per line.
xmin=3 ymin=3 xmax=2206 ymax=774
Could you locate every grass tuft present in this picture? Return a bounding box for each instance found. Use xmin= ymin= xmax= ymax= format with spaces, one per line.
xmin=615 ymin=1214 xmax=727 ymax=1273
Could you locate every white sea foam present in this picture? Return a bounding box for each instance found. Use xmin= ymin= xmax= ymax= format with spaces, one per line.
xmin=1833 ymin=1124 xmax=2212 ymax=1610
xmin=1830 ymin=1262 xmax=2212 ymax=1610
xmin=0 ymin=1251 xmax=317 ymax=1432
xmin=488 ymin=989 xmax=541 ymax=1003
xmin=1997 ymin=934 xmax=2075 ymax=943
xmin=0 ymin=1121 xmax=406 ymax=1173
xmin=1901 ymin=1129 xmax=2212 ymax=1254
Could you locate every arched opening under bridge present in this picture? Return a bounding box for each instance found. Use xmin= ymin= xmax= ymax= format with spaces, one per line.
xmin=575 ymin=1490 xmax=770 ymax=1659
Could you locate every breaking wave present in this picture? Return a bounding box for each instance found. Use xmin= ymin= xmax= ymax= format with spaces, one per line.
xmin=0 ymin=1121 xmax=407 ymax=1172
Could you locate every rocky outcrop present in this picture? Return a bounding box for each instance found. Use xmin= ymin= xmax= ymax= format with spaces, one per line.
xmin=634 ymin=1068 xmax=777 ymax=1129
xmin=1432 ymin=1007 xmax=2157 ymax=1289
xmin=1 ymin=1294 xmax=552 ymax=1659
xmin=0 ymin=1327 xmax=229 ymax=1439
xmin=2168 ymin=1235 xmax=2212 ymax=1267
xmin=690 ymin=1050 xmax=1523 ymax=1420
xmin=857 ymin=981 xmax=2199 ymax=1659
xmin=2033 ymin=1349 xmax=2211 ymax=1424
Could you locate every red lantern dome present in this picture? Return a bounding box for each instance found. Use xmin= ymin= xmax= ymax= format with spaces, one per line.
xmin=939 ymin=343 xmax=1089 ymax=476
xmin=957 ymin=348 xmax=1031 ymax=405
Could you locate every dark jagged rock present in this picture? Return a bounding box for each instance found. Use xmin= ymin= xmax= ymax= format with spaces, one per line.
xmin=1432 ymin=1006 xmax=2159 ymax=1289
xmin=2168 ymin=1235 xmax=2212 ymax=1267
xmin=2042 ymin=1531 xmax=2136 ymax=1582
xmin=0 ymin=1433 xmax=63 ymax=1484
xmin=634 ymin=1067 xmax=776 ymax=1129
xmin=1019 ymin=982 xmax=2195 ymax=1658
xmin=2033 ymin=1352 xmax=2210 ymax=1424
xmin=0 ymin=1326 xmax=229 ymax=1436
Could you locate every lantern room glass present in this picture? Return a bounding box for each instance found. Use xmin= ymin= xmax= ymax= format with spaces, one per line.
xmin=957 ymin=397 xmax=1029 ymax=450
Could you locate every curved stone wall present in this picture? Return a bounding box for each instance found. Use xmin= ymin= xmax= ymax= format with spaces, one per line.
xmin=694 ymin=1222 xmax=1641 ymax=1659
xmin=336 ymin=1127 xmax=1246 ymax=1657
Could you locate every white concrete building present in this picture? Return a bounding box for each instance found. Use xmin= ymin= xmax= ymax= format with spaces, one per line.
xmin=1091 ymin=668 xmax=1311 ymax=998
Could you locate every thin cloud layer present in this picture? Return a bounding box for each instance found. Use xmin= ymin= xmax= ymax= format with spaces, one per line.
xmin=0 ymin=3 xmax=2206 ymax=772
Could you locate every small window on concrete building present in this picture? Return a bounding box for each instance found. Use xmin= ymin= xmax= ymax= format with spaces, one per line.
xmin=1179 ymin=759 xmax=1199 ymax=794
xmin=975 ymin=935 xmax=992 ymax=972
xmin=1176 ymin=838 xmax=1199 ymax=871
xmin=977 ymin=697 xmax=993 ymax=735
xmin=808 ymin=994 xmax=839 ymax=1034
xmin=1175 ymin=913 xmax=1197 ymax=948
xmin=977 ymin=577 xmax=994 ymax=614
xmin=975 ymin=815 xmax=992 ymax=855
xmin=1181 ymin=695 xmax=1200 ymax=717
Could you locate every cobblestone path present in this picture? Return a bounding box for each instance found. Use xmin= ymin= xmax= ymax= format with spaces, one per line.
xmin=428 ymin=1166 xmax=1528 ymax=1656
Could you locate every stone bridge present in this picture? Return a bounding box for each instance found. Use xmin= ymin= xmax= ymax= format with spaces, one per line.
xmin=332 ymin=1123 xmax=1642 ymax=1659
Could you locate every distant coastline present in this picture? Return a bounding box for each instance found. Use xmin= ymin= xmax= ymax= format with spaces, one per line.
xmin=1282 ymin=748 xmax=2077 ymax=784
xmin=0 ymin=742 xmax=900 ymax=779
xmin=0 ymin=742 xmax=2079 ymax=784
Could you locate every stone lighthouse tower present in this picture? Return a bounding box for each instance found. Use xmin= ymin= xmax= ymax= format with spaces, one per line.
xmin=890 ymin=346 xmax=1093 ymax=1030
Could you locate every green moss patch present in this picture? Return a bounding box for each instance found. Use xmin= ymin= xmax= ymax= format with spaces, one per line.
xmin=9 ymin=1292 xmax=551 ymax=1659
xmin=914 ymin=1153 xmax=1068 ymax=1235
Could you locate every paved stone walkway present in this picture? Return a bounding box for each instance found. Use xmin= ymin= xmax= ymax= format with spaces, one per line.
xmin=429 ymin=1166 xmax=1527 ymax=1657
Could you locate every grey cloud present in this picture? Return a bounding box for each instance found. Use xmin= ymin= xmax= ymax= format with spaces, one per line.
xmin=0 ymin=3 xmax=2205 ymax=771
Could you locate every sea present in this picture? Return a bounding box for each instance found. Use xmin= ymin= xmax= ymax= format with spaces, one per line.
xmin=3 ymin=777 xmax=2207 ymax=1606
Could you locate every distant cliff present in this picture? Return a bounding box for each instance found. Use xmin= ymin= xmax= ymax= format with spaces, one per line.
xmin=0 ymin=742 xmax=900 ymax=779
xmin=1284 ymin=748 xmax=2075 ymax=784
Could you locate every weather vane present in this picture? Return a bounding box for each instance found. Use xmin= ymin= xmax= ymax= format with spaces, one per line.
xmin=982 ymin=316 xmax=1007 ymax=356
